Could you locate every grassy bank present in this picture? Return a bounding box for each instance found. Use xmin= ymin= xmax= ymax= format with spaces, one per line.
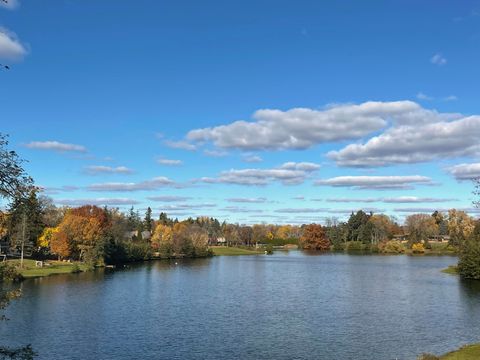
xmin=441 ymin=343 xmax=480 ymax=359
xmin=211 ymin=246 xmax=264 ymax=256
xmin=8 ymin=259 xmax=90 ymax=278
xmin=441 ymin=265 xmax=459 ymax=275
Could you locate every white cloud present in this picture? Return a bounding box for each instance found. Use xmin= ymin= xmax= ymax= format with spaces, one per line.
xmin=275 ymin=208 xmax=329 ymax=214
xmin=147 ymin=195 xmax=192 ymax=202
xmin=315 ymin=175 xmax=433 ymax=190
xmin=203 ymin=149 xmax=228 ymax=157
xmin=186 ymin=101 xmax=424 ymax=151
xmin=0 ymin=0 xmax=19 ymax=10
xmin=242 ymin=154 xmax=263 ymax=163
xmin=84 ymin=165 xmax=133 ymax=175
xmin=326 ymin=198 xmax=378 ymax=203
xmin=447 ymin=163 xmax=480 ymax=181
xmin=157 ymin=203 xmax=217 ymax=211
xmin=157 ymin=158 xmax=183 ymax=166
xmin=25 ymin=141 xmax=87 ymax=153
xmin=220 ymin=206 xmax=264 ymax=213
xmin=87 ymin=177 xmax=176 ymax=192
xmin=200 ymin=162 xmax=320 ymax=186
xmin=55 ymin=198 xmax=140 ymax=206
xmin=0 ymin=28 xmax=26 ymax=60
xmin=443 ymin=95 xmax=458 ymax=101
xmin=325 ymin=196 xmax=456 ymax=203
xmin=416 ymin=92 xmax=433 ymax=101
xmin=431 ymin=53 xmax=447 ymax=66
xmin=382 ymin=196 xmax=456 ymax=203
xmin=279 ymin=162 xmax=321 ymax=171
xmin=329 ymin=115 xmax=480 ymax=167
xmin=163 ymin=140 xmax=196 ymax=151
xmin=226 ymin=197 xmax=268 ymax=203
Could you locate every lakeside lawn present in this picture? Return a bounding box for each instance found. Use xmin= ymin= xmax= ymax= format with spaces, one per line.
xmin=211 ymin=246 xmax=264 ymax=256
xmin=7 ymin=259 xmax=89 ymax=278
xmin=441 ymin=343 xmax=480 ymax=359
xmin=441 ymin=265 xmax=459 ymax=275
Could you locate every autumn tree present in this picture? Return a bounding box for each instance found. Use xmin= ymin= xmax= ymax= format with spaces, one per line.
xmin=405 ymin=214 xmax=438 ymax=246
xmin=447 ymin=209 xmax=475 ymax=247
xmin=50 ymin=230 xmax=70 ymax=259
xmin=299 ymin=224 xmax=330 ymax=251
xmin=369 ymin=214 xmax=395 ymax=244
xmin=238 ymin=226 xmax=253 ymax=246
xmin=151 ymin=224 xmax=173 ymax=257
xmin=53 ymin=205 xmax=110 ymax=264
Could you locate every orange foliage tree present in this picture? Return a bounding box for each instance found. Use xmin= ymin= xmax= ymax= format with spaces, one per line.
xmin=300 ymin=224 xmax=330 ymax=251
xmin=52 ymin=205 xmax=110 ymax=261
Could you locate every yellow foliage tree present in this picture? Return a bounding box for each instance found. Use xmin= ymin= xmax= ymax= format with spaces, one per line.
xmin=447 ymin=209 xmax=475 ymax=247
xmin=37 ymin=227 xmax=59 ymax=248
xmin=151 ymin=224 xmax=173 ymax=250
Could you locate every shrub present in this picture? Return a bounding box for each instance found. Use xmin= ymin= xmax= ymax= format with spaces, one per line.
xmin=345 ymin=241 xmax=367 ymax=252
xmin=379 ymin=240 xmax=405 ymax=254
xmin=412 ymin=243 xmax=425 ymax=254
xmin=458 ymin=239 xmax=480 ymax=280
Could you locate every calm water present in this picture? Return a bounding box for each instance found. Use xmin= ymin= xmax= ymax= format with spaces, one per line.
xmin=1 ymin=252 xmax=480 ymax=360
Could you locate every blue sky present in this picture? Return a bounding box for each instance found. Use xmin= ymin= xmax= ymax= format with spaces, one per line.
xmin=1 ymin=0 xmax=480 ymax=224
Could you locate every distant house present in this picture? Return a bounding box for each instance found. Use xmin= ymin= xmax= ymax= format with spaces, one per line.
xmin=124 ymin=230 xmax=152 ymax=241
xmin=216 ymin=237 xmax=226 ymax=246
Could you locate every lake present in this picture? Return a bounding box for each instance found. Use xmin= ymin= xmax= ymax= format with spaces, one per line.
xmin=1 ymin=252 xmax=480 ymax=360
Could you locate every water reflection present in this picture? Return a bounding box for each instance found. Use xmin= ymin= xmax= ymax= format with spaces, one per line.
xmin=0 ymin=253 xmax=478 ymax=360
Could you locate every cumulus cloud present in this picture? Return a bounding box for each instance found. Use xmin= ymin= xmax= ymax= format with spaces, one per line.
xmin=280 ymin=162 xmax=321 ymax=171
xmin=0 ymin=27 xmax=26 ymax=60
xmin=55 ymin=198 xmax=140 ymax=206
xmin=329 ymin=115 xmax=480 ymax=167
xmin=447 ymin=163 xmax=480 ymax=181
xmin=157 ymin=158 xmax=183 ymax=166
xmin=186 ymin=101 xmax=425 ymax=151
xmin=84 ymin=165 xmax=133 ymax=175
xmin=431 ymin=53 xmax=447 ymax=66
xmin=87 ymin=177 xmax=176 ymax=192
xmin=199 ymin=161 xmax=320 ymax=186
xmin=146 ymin=195 xmax=192 ymax=202
xmin=315 ymin=175 xmax=433 ymax=190
xmin=25 ymin=141 xmax=87 ymax=153
xmin=226 ymin=197 xmax=268 ymax=203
